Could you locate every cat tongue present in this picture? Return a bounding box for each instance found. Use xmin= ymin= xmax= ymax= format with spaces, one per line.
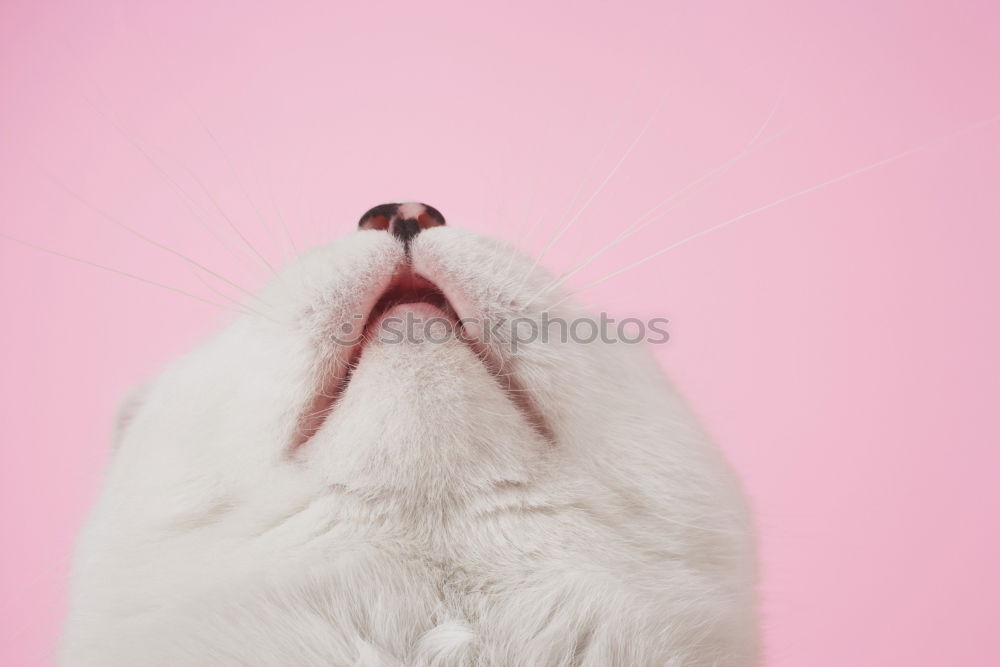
xmin=369 ymin=301 xmax=461 ymax=346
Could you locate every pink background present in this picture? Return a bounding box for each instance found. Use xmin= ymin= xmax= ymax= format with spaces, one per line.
xmin=2 ymin=0 xmax=998 ymax=664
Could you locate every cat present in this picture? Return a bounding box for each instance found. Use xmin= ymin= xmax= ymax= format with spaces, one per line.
xmin=59 ymin=202 xmax=757 ymax=666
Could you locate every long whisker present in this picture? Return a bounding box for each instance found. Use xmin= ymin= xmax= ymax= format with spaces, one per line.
xmin=191 ymin=109 xmax=286 ymax=259
xmin=500 ymin=153 xmax=550 ymax=274
xmin=186 ymin=267 xmax=276 ymax=322
xmin=746 ymin=92 xmax=784 ymax=146
xmin=84 ymin=15 xmax=286 ymax=271
xmin=81 ymin=92 xmax=276 ymax=277
xmin=619 ymin=97 xmax=788 ymax=239
xmin=486 ymin=173 xmax=543 ymax=281
xmin=524 ymin=102 xmax=794 ymax=306
xmin=504 ymin=207 xmax=549 ymax=276
xmin=293 ymin=142 xmax=319 ymax=248
xmin=179 ymin=163 xmax=279 ymax=275
xmin=266 ymin=162 xmax=300 ymax=257
xmin=39 ymin=166 xmax=265 ymax=309
xmin=550 ymin=113 xmax=1000 ymax=309
xmin=526 ymin=95 xmax=668 ymax=279
xmin=516 ymin=95 xmax=642 ymax=291
xmin=615 ymin=129 xmax=795 ymax=245
xmin=70 ymin=46 xmax=285 ymax=280
xmin=521 ymin=163 xmax=591 ymax=280
xmin=0 ymin=232 xmax=255 ymax=317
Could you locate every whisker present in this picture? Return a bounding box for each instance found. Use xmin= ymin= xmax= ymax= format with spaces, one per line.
xmin=746 ymin=92 xmax=784 ymax=146
xmin=503 ymin=207 xmax=549 ymax=277
xmin=549 ymin=112 xmax=1000 ymax=310
xmin=617 ymin=100 xmax=792 ymax=240
xmin=293 ymin=142 xmax=321 ymax=249
xmin=186 ymin=266 xmax=276 ymax=322
xmin=614 ymin=121 xmax=795 ymax=244
xmin=265 ymin=162 xmax=300 ymax=258
xmin=516 ymin=94 xmax=642 ymax=290
xmin=525 ymin=94 xmax=668 ymax=282
xmin=180 ymin=163 xmax=279 ymax=275
xmin=297 ymin=141 xmax=335 ymax=248
xmin=191 ymin=110 xmax=286 ymax=260
xmin=523 ymin=101 xmax=795 ymax=306
xmin=39 ymin=166 xmax=265 ymax=310
xmin=499 ymin=145 xmax=554 ymax=272
xmin=0 ymin=232 xmax=255 ymax=317
xmin=82 ymin=92 xmax=277 ymax=278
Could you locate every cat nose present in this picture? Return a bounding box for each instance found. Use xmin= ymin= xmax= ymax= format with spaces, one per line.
xmin=357 ymin=202 xmax=446 ymax=244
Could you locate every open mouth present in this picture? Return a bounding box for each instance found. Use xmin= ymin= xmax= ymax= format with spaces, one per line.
xmin=363 ymin=271 xmax=460 ymax=333
xmin=291 ymin=264 xmax=554 ymax=449
xmin=344 ymin=269 xmax=465 ymax=385
xmin=291 ymin=270 xmax=461 ymax=447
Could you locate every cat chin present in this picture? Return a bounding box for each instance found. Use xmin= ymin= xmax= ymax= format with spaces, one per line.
xmin=303 ymin=319 xmax=548 ymax=507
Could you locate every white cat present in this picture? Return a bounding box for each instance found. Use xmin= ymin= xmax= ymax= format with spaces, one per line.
xmin=60 ymin=203 xmax=758 ymax=666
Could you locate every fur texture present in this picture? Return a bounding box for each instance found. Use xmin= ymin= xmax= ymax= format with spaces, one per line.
xmin=60 ymin=225 xmax=757 ymax=665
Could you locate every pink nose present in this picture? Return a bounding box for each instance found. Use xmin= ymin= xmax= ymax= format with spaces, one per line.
xmin=357 ymin=202 xmax=446 ymax=244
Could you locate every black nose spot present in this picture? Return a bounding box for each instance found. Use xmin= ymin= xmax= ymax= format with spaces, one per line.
xmin=392 ymin=217 xmax=421 ymax=244
xmin=357 ymin=202 xmax=446 ymax=247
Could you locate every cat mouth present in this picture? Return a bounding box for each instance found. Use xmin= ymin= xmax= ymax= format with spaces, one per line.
xmin=342 ymin=268 xmax=466 ymax=384
xmin=292 ymin=264 xmax=554 ymax=448
xmin=362 ymin=270 xmax=460 ymax=333
xmin=291 ymin=269 xmax=462 ymax=447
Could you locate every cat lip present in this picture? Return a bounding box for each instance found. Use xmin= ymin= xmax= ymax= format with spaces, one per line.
xmin=290 ymin=268 xmax=461 ymax=448
xmin=345 ymin=268 xmax=463 ymax=381
xmin=362 ymin=270 xmax=460 ymax=333
xmin=291 ymin=259 xmax=554 ymax=449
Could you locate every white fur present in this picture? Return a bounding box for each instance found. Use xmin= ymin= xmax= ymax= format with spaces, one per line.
xmin=60 ymin=226 xmax=757 ymax=665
